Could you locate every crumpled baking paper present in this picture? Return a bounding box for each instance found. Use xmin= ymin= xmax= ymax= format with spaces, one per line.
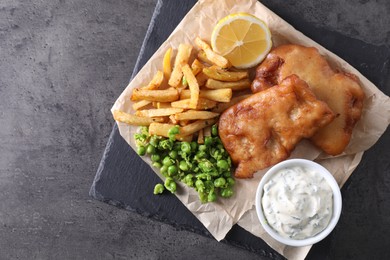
xmin=111 ymin=0 xmax=390 ymax=259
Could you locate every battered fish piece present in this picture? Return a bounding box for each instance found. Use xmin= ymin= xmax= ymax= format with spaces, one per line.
xmin=252 ymin=45 xmax=365 ymax=155
xmin=219 ymin=75 xmax=335 ymax=179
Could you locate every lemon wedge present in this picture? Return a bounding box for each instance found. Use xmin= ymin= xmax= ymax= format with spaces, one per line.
xmin=211 ymin=13 xmax=272 ymax=69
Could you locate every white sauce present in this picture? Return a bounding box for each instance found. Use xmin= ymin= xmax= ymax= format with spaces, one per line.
xmin=261 ymin=166 xmax=333 ymax=240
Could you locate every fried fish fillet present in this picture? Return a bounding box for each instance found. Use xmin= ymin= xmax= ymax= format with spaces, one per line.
xmin=219 ymin=75 xmax=335 ymax=178
xmin=251 ymin=45 xmax=365 ymax=155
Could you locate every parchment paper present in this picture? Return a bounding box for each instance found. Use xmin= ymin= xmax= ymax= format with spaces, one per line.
xmin=111 ymin=0 xmax=390 ymax=259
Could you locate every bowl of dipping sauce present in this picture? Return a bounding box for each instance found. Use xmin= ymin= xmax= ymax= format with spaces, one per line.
xmin=255 ymin=159 xmax=342 ymax=247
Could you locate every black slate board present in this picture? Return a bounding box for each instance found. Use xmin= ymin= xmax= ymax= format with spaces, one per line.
xmin=90 ymin=0 xmax=390 ymax=259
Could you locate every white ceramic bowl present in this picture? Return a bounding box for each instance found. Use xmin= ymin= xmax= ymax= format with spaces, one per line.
xmin=255 ymin=159 xmax=342 ymax=247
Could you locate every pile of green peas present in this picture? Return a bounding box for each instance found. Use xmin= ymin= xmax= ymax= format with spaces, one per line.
xmin=134 ymin=124 xmax=235 ymax=203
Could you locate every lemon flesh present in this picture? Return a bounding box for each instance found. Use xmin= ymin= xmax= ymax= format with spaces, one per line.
xmin=211 ymin=13 xmax=272 ymax=69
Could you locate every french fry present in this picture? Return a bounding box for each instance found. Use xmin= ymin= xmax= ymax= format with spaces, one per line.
xmin=169 ymin=115 xmax=178 ymax=124
xmin=154 ymin=102 xmax=171 ymax=109
xmin=191 ymin=59 xmax=204 ymax=75
xmin=197 ymin=50 xmax=213 ymax=64
xmin=192 ymin=98 xmax=217 ymax=110
xmin=195 ymin=37 xmax=230 ymax=68
xmin=156 ymin=116 xmax=170 ymax=123
xmin=131 ymin=88 xmax=179 ymax=102
xmin=148 ymin=122 xmax=193 ymax=141
xmin=180 ymin=89 xmax=232 ymax=103
xmin=195 ymin=72 xmax=208 ymax=86
xmin=182 ymin=64 xmax=199 ymax=109
xmin=171 ymin=98 xmax=217 ymax=110
xmin=143 ymin=71 xmax=164 ymax=90
xmin=179 ymin=134 xmax=194 ymax=142
xmin=197 ymin=129 xmax=204 ymax=144
xmin=168 ymin=44 xmax=193 ymax=87
xmin=203 ymin=126 xmax=211 ymax=137
xmin=127 ymin=39 xmax=252 ymax=142
xmin=135 ymin=108 xmax=183 ymax=117
xmin=177 ymin=119 xmax=217 ymax=137
xmin=205 ymin=78 xmax=251 ymax=91
xmin=132 ymin=100 xmax=152 ymax=110
xmin=148 ymin=123 xmax=176 ymax=137
xmin=211 ymin=94 xmax=252 ymax=113
xmin=202 ymin=67 xmax=248 ymax=82
xmin=179 ymin=120 xmax=191 ymax=126
xmin=174 ymin=110 xmax=219 ymax=121
xmin=163 ymin=48 xmax=172 ymax=79
xmin=171 ymin=99 xmax=192 ymax=108
xmin=113 ymin=110 xmax=163 ymax=126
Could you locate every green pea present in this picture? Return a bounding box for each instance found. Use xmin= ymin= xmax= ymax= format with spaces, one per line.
xmin=184 ymin=174 xmax=194 ymax=187
xmin=199 ymin=192 xmax=207 ymax=203
xmin=160 ymin=165 xmax=168 ymax=175
xmin=140 ymin=126 xmax=148 ymax=135
xmin=210 ymin=148 xmax=218 ymax=157
xmin=221 ymin=187 xmax=233 ymax=198
xmin=163 ymin=156 xmax=174 ymax=166
xmin=168 ymin=181 xmax=176 ymax=193
xmin=137 ymin=146 xmax=146 ymax=156
xmin=204 ymin=180 xmax=214 ymax=190
xmin=181 ymin=142 xmax=191 ymax=153
xmin=149 ymin=136 xmax=159 ymax=147
xmin=168 ymin=125 xmax=180 ymax=140
xmin=202 ymin=159 xmax=216 ymax=171
xmin=152 ymin=162 xmax=162 ymax=168
xmin=173 ymin=142 xmax=181 ymax=151
xmin=179 ymin=151 xmax=187 ymax=160
xmin=214 ymin=177 xmax=226 ymax=188
xmin=153 ymin=183 xmax=164 ymax=195
xmin=223 ymin=171 xmax=231 ymax=178
xmin=217 ymin=159 xmax=229 ymax=170
xmin=198 ymin=144 xmax=207 ymax=152
xmin=167 ymin=165 xmax=178 ymax=176
xmin=146 ymin=144 xmax=156 ymax=154
xmin=151 ymin=154 xmax=160 ymax=162
xmin=191 ymin=141 xmax=198 ymax=152
xmin=195 ymin=151 xmax=207 ymax=159
xmin=195 ymin=179 xmax=205 ymax=192
xmin=204 ymin=136 xmax=213 ymax=146
xmin=179 ymin=160 xmax=189 ymax=171
xmin=168 ymin=126 xmax=180 ymax=135
xmin=192 ymin=166 xmax=200 ymax=173
xmin=196 ymin=173 xmax=207 ymax=180
xmin=164 ymin=177 xmax=176 ymax=193
xmin=211 ymin=124 xmax=218 ymax=136
xmin=207 ymin=191 xmax=217 ymax=202
xmin=169 ymin=150 xmax=178 ymax=159
xmin=227 ymin=157 xmax=232 ymax=166
xmin=159 ymin=139 xmax=173 ymax=150
xmin=135 ymin=123 xmax=236 ymax=202
xmin=226 ymin=177 xmax=235 ymax=187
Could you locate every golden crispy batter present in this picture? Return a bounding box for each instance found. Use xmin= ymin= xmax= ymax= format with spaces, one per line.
xmin=251 ymin=44 xmax=365 ymax=155
xmin=219 ymin=75 xmax=335 ymax=178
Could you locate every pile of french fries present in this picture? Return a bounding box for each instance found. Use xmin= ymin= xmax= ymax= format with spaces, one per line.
xmin=113 ymin=37 xmax=251 ymax=143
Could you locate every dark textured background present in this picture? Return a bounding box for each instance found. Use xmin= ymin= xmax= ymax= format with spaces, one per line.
xmin=1 ymin=0 xmax=389 ymax=259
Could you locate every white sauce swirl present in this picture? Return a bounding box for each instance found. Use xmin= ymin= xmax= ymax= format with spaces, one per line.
xmin=261 ymin=166 xmax=333 ymax=240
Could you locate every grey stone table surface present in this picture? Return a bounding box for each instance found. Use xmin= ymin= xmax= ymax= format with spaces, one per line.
xmin=1 ymin=0 xmax=389 ymax=260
